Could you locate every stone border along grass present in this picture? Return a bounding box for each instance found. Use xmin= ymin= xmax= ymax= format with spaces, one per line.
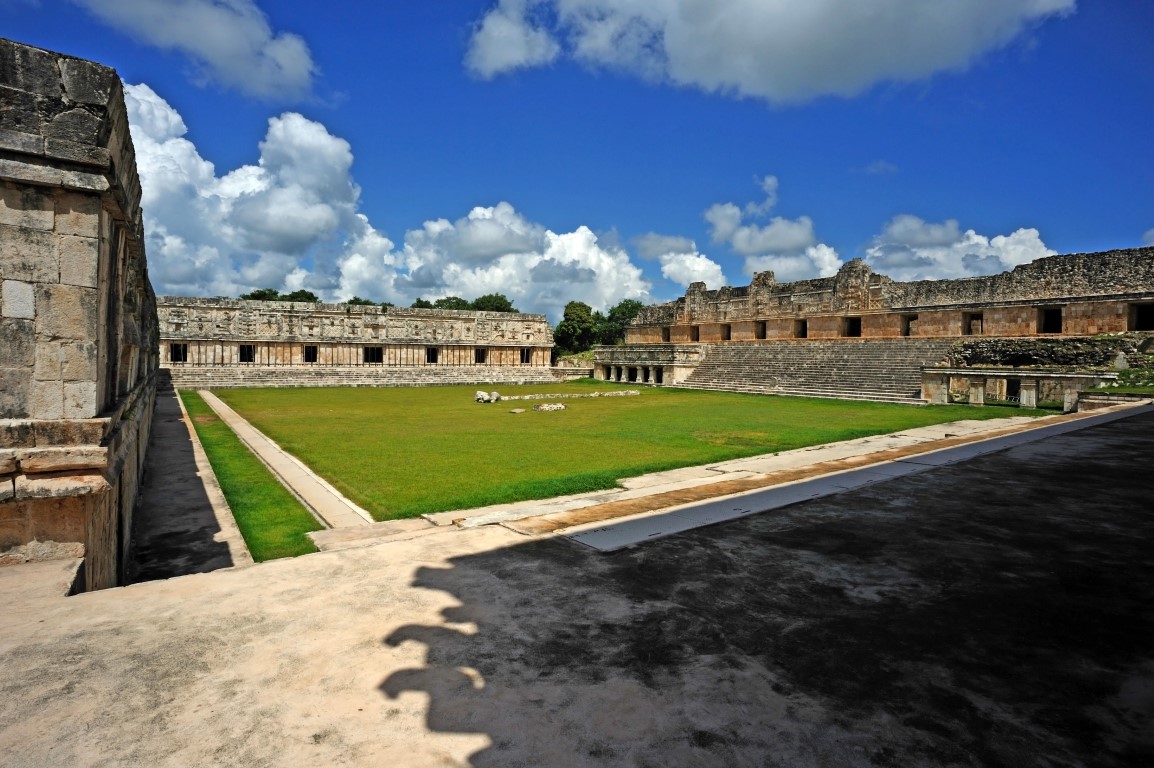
xmin=213 ymin=382 xmax=1049 ymax=523
xmin=179 ymin=391 xmax=321 ymax=561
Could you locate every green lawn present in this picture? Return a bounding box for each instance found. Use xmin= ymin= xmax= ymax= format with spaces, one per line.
xmin=180 ymin=391 xmax=321 ymax=560
xmin=214 ymin=381 xmax=1044 ymax=521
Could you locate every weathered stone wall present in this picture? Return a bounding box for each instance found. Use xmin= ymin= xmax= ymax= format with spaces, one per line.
xmin=1 ymin=39 xmax=157 ymax=589
xmin=629 ymin=249 xmax=1154 ymax=342
xmin=157 ymin=297 xmax=555 ymax=378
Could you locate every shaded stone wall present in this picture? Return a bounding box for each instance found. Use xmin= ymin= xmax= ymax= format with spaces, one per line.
xmin=157 ymin=297 xmax=555 ymax=374
xmin=1 ymin=39 xmax=157 ymax=590
xmin=629 ymin=248 xmax=1154 ymax=342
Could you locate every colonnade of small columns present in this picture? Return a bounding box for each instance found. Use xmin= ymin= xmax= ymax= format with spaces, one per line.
xmin=600 ymin=364 xmax=665 ymax=385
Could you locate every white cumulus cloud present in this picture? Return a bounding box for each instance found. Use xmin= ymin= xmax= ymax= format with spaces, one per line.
xmin=1143 ymin=228 xmax=1154 ymax=246
xmin=75 ymin=0 xmax=316 ymax=100
xmin=635 ymin=232 xmax=727 ymax=288
xmin=865 ymin=214 xmax=1055 ymax=280
xmin=466 ymin=0 xmax=1075 ymax=103
xmin=125 ymin=83 xmax=650 ymax=320
xmin=705 ymin=175 xmax=843 ymax=282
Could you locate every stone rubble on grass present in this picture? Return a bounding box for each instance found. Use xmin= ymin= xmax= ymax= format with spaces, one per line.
xmin=474 ymin=391 xmax=501 ymax=403
xmin=532 ymin=403 xmax=567 ymax=412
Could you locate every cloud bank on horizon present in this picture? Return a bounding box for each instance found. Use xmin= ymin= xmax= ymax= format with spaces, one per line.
xmin=95 ymin=0 xmax=1080 ymax=318
xmin=466 ymin=0 xmax=1076 ymax=102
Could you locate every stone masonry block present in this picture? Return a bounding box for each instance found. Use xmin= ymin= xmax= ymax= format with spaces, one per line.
xmin=34 ymin=341 xmax=62 ymax=381
xmin=0 ymin=184 xmax=54 ymax=230
xmin=33 ymin=419 xmax=106 ymax=447
xmin=15 ymin=471 xmax=110 ymax=500
xmin=0 ymin=449 xmax=15 ymax=474
xmin=0 ymin=225 xmax=59 ymax=283
xmin=34 ymin=284 xmax=97 ymax=341
xmin=17 ymin=447 xmax=108 ymax=473
xmin=63 ymin=381 xmax=98 ymax=419
xmin=0 ymin=318 xmax=34 ymax=366
xmin=27 ymin=496 xmax=87 ymax=544
xmin=0 ymin=84 xmax=41 ymax=136
xmin=59 ymin=56 xmax=116 ymax=106
xmin=29 ymin=380 xmax=63 ymax=420
xmin=0 ymin=516 xmax=29 ymax=550
xmin=0 ymin=41 xmax=60 ymax=98
xmin=1 ymin=281 xmax=35 ymax=319
xmin=43 ymin=108 xmax=104 ymax=146
xmin=0 ymin=481 xmax=14 ymax=504
xmin=0 ymin=420 xmax=35 ymax=448
xmin=60 ymin=341 xmax=98 ymax=382
xmin=1 ymin=367 xmax=32 ymax=418
xmin=54 ymin=191 xmax=101 ymax=237
xmin=57 ymin=235 xmax=99 ymax=288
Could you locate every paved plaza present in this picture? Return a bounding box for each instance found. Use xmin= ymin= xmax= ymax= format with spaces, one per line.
xmin=2 ymin=408 xmax=1152 ymax=767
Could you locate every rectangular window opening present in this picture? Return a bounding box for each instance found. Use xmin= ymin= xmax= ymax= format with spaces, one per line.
xmin=474 ymin=348 xmax=488 ymax=364
xmin=239 ymin=344 xmax=256 ymax=363
xmin=169 ymin=343 xmax=188 ymax=363
xmin=843 ymin=317 xmax=862 ymax=338
xmin=720 ymin=323 xmax=731 ymax=341
xmin=426 ymin=347 xmax=439 ymax=364
xmin=303 ymin=345 xmax=318 ymax=363
xmin=754 ymin=321 xmax=767 ymax=340
xmin=519 ymin=347 xmax=532 ymax=365
xmin=689 ymin=325 xmax=700 ymax=342
xmin=1130 ymin=303 xmax=1154 ymax=331
xmin=964 ymin=312 xmax=984 ymax=336
xmin=363 ymin=346 xmax=383 ymax=364
xmin=1038 ymin=307 xmax=1063 ymax=334
xmin=900 ymin=314 xmax=918 ymax=337
xmin=661 ymin=327 xmax=671 ymax=343
xmin=794 ymin=319 xmax=808 ymax=339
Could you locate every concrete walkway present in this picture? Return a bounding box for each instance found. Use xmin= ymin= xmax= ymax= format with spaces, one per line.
xmin=198 ymin=390 xmax=373 ymax=528
xmin=130 ymin=378 xmax=252 ymax=581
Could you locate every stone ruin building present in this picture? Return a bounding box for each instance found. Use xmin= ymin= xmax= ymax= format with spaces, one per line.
xmin=1 ymin=39 xmax=158 ymax=589
xmin=157 ymin=298 xmax=558 ymax=389
xmin=596 ymin=247 xmax=1154 ymax=405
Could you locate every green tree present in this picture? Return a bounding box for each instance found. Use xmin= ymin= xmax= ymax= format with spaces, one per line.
xmin=240 ymin=288 xmax=281 ymax=301
xmin=598 ymin=298 xmax=645 ymax=345
xmin=379 ymin=301 xmax=395 ymax=308
xmin=345 ymin=296 xmax=375 ymax=305
xmin=282 ymin=289 xmax=320 ymax=303
xmin=411 ymin=298 xmax=434 ymax=309
xmin=471 ymin=293 xmax=517 ymax=313
xmin=433 ymin=296 xmax=472 ymax=310
xmin=554 ymin=301 xmax=601 ymax=354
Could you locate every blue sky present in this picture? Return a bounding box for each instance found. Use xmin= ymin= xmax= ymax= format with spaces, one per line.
xmin=4 ymin=0 xmax=1152 ymax=319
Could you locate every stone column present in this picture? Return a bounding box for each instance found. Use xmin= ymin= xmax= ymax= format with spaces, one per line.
xmin=968 ymin=377 xmax=986 ymax=406
xmin=921 ymin=371 xmax=949 ymax=404
xmin=1020 ymin=379 xmax=1038 ymax=409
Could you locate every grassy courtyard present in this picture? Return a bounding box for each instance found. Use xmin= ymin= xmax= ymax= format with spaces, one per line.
xmin=212 ymin=381 xmax=1043 ymax=522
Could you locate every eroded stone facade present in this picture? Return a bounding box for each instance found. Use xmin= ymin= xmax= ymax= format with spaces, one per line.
xmin=627 ymin=248 xmax=1154 ymax=343
xmin=1 ymin=39 xmax=157 ymax=589
xmin=157 ymin=297 xmax=555 ymax=387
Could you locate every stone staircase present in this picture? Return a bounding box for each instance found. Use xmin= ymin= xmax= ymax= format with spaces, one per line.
xmin=165 ymin=365 xmax=564 ymax=390
xmin=674 ymin=339 xmax=958 ymax=404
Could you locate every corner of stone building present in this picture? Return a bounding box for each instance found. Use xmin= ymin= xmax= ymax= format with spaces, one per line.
xmin=1 ymin=37 xmax=158 ymax=591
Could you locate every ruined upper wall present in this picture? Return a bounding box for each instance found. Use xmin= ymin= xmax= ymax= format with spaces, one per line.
xmin=157 ymin=297 xmax=555 ymax=347
xmin=0 ymin=38 xmax=142 ymax=242
xmin=633 ymin=247 xmax=1154 ymax=326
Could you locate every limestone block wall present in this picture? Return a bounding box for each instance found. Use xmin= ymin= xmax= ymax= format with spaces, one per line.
xmin=156 ymin=297 xmax=554 ymax=385
xmin=1 ymin=39 xmax=158 ymax=590
xmin=627 ymin=248 xmax=1154 ymax=342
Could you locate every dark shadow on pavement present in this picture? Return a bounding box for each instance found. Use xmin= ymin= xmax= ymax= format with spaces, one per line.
xmin=130 ymin=374 xmax=236 ymax=582
xmin=380 ymin=410 xmax=1154 ymax=767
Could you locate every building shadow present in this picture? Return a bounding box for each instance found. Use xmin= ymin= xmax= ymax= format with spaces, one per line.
xmin=129 ymin=374 xmax=237 ymax=582
xmin=376 ymin=410 xmax=1154 ymax=767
